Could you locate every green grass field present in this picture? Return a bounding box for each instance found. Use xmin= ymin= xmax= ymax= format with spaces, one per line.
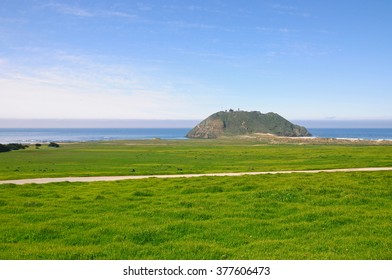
xmin=0 ymin=140 xmax=391 ymax=259
xmin=0 ymin=172 xmax=391 ymax=259
xmin=0 ymin=139 xmax=391 ymax=180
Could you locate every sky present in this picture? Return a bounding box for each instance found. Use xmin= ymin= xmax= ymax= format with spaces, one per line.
xmin=1 ymin=0 xmax=392 ymax=126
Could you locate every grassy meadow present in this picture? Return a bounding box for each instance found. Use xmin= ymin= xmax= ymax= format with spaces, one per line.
xmin=0 ymin=139 xmax=391 ymax=259
xmin=0 ymin=139 xmax=391 ymax=180
xmin=0 ymin=172 xmax=391 ymax=259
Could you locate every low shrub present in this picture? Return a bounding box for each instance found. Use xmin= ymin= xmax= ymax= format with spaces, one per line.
xmin=0 ymin=143 xmax=29 ymax=153
xmin=48 ymin=142 xmax=60 ymax=148
xmin=0 ymin=144 xmax=11 ymax=153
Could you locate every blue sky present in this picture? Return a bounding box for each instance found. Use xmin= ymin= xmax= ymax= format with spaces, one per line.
xmin=1 ymin=0 xmax=391 ymax=122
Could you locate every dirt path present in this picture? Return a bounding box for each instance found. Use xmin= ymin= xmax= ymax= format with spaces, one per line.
xmin=1 ymin=167 xmax=391 ymax=185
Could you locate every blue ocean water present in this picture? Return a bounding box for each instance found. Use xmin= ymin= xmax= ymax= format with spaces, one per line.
xmin=307 ymin=128 xmax=392 ymax=141
xmin=0 ymin=128 xmax=391 ymax=143
xmin=0 ymin=128 xmax=190 ymax=144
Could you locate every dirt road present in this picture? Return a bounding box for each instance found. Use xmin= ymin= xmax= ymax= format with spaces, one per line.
xmin=0 ymin=167 xmax=391 ymax=185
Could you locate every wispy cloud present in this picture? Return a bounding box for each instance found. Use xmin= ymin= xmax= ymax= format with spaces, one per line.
xmin=270 ymin=3 xmax=310 ymax=18
xmin=161 ymin=2 xmax=229 ymax=18
xmin=0 ymin=71 xmax=190 ymax=119
xmin=256 ymin=26 xmax=298 ymax=34
xmin=0 ymin=49 xmax=216 ymax=119
xmin=162 ymin=17 xmax=236 ymax=32
xmin=172 ymin=48 xmax=237 ymax=60
xmin=186 ymin=4 xmax=225 ymax=15
xmin=271 ymin=4 xmax=297 ymax=11
xmin=46 ymin=3 xmax=135 ymax=19
xmin=137 ymin=2 xmax=153 ymax=11
xmin=263 ymin=41 xmax=333 ymax=59
xmin=48 ymin=3 xmax=93 ymax=17
xmin=104 ymin=11 xmax=135 ymax=19
xmin=0 ymin=17 xmax=28 ymax=24
xmin=166 ymin=21 xmax=218 ymax=30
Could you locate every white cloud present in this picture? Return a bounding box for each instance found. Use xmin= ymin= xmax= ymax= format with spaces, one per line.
xmin=103 ymin=11 xmax=135 ymax=19
xmin=166 ymin=21 xmax=217 ymax=30
xmin=46 ymin=3 xmax=135 ymax=19
xmin=256 ymin=27 xmax=297 ymax=34
xmin=137 ymin=3 xmax=153 ymax=11
xmin=270 ymin=3 xmax=310 ymax=18
xmin=271 ymin=4 xmax=297 ymax=11
xmin=0 ymin=51 xmax=216 ymax=120
xmin=0 ymin=76 xmax=192 ymax=119
xmin=48 ymin=3 xmax=93 ymax=17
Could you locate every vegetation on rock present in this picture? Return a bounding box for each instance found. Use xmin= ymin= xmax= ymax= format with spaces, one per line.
xmin=187 ymin=110 xmax=311 ymax=138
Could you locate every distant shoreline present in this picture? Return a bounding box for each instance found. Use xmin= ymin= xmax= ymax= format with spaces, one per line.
xmin=222 ymin=133 xmax=392 ymax=145
xmin=3 ymin=136 xmax=391 ymax=146
xmin=1 ymin=128 xmax=392 ymax=144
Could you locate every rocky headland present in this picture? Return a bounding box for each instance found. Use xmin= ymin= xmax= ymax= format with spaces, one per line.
xmin=186 ymin=110 xmax=311 ymax=139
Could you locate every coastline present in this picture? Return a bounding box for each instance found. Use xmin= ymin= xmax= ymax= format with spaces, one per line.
xmin=3 ymin=135 xmax=392 ymax=145
xmin=223 ymin=132 xmax=392 ymax=144
xmin=1 ymin=127 xmax=392 ymax=145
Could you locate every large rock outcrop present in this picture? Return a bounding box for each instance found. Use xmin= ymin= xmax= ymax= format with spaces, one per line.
xmin=186 ymin=110 xmax=311 ymax=139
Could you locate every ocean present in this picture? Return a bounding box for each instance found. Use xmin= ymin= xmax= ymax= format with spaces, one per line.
xmin=0 ymin=128 xmax=190 ymax=144
xmin=307 ymin=128 xmax=392 ymax=141
xmin=0 ymin=128 xmax=391 ymax=143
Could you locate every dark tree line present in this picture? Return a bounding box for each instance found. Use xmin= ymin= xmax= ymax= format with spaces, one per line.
xmin=0 ymin=142 xmax=60 ymax=153
xmin=0 ymin=143 xmax=29 ymax=153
